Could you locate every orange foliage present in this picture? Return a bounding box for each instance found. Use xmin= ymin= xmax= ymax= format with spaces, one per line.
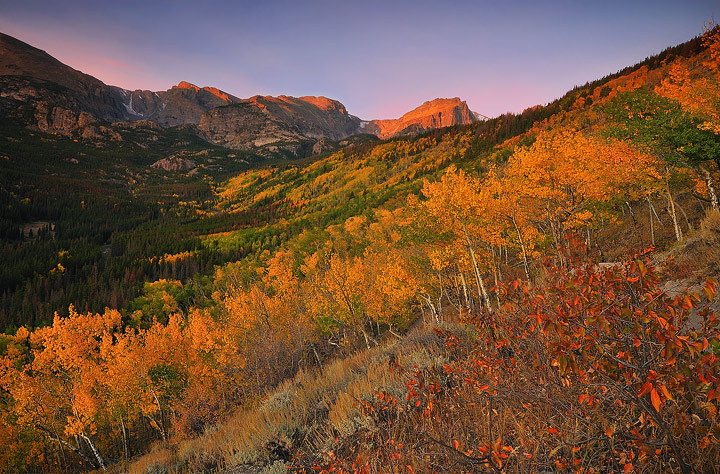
xmin=656 ymin=25 xmax=720 ymax=123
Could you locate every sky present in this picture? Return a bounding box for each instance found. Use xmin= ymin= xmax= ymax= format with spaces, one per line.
xmin=0 ymin=0 xmax=717 ymax=119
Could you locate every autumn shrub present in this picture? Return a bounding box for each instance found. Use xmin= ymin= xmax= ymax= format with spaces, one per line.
xmin=308 ymin=243 xmax=720 ymax=473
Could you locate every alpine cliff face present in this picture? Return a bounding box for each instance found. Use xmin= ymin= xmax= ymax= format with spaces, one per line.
xmin=122 ymin=81 xmax=242 ymax=127
xmin=366 ymin=98 xmax=477 ymax=139
xmin=0 ymin=31 xmax=480 ymax=156
xmin=196 ymin=95 xmax=362 ymax=151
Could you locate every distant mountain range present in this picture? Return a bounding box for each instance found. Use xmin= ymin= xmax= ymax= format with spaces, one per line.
xmin=0 ymin=32 xmax=478 ymax=157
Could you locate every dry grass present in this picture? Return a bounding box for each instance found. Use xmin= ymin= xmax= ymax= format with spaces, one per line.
xmin=673 ymin=209 xmax=720 ymax=277
xmin=127 ymin=446 xmax=177 ymax=474
xmin=127 ymin=322 xmax=460 ymax=474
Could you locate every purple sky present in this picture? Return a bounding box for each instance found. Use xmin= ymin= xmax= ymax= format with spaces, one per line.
xmin=0 ymin=0 xmax=716 ymax=119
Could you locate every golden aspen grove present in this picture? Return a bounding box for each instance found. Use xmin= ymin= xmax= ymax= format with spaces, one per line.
xmin=1 ymin=19 xmax=720 ymax=474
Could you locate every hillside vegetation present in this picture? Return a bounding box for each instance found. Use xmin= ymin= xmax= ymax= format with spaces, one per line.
xmin=1 ymin=26 xmax=720 ymax=474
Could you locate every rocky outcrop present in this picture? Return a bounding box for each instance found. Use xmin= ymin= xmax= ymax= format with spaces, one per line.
xmin=197 ymin=95 xmax=362 ymax=150
xmin=151 ymin=156 xmax=197 ymax=172
xmin=34 ymin=104 xmax=95 ymax=134
xmin=366 ymin=98 xmax=477 ymax=139
xmin=312 ymin=138 xmax=337 ymax=155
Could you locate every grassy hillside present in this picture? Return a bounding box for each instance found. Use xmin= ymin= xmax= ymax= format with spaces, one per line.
xmin=1 ymin=26 xmax=720 ymax=474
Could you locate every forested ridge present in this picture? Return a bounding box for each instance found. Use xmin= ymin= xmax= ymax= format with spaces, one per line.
xmin=1 ymin=26 xmax=720 ymax=474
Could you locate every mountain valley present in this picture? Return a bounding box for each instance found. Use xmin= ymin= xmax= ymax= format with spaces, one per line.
xmin=1 ymin=22 xmax=720 ymax=474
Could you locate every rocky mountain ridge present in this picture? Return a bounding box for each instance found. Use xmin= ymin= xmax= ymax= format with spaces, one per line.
xmin=120 ymin=81 xmax=242 ymax=127
xmin=196 ymin=94 xmax=364 ymax=152
xmin=0 ymin=32 xmax=479 ymax=155
xmin=366 ymin=97 xmax=476 ymax=138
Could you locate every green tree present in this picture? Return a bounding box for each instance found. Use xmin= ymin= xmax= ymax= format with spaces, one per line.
xmin=606 ymin=89 xmax=720 ymax=208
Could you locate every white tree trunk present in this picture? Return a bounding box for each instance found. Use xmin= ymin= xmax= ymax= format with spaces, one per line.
xmin=666 ymin=180 xmax=683 ymax=241
xmin=462 ymin=225 xmax=493 ymax=313
xmin=702 ymin=166 xmax=719 ymax=210
xmin=647 ymin=196 xmax=655 ymax=246
xmin=511 ymin=211 xmax=531 ymax=280
xmin=120 ymin=415 xmax=129 ymax=462
xmin=80 ymin=433 xmax=107 ymax=471
xmin=151 ymin=389 xmax=167 ymax=441
xmin=459 ymin=272 xmax=471 ymax=314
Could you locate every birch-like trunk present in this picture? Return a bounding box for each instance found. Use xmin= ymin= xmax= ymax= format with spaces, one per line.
xmin=151 ymin=389 xmax=167 ymax=441
xmin=649 ymin=197 xmax=664 ymax=225
xmin=511 ymin=211 xmax=531 ymax=280
xmin=492 ymin=256 xmax=501 ymax=311
xmin=420 ymin=293 xmax=439 ymax=322
xmin=666 ymin=179 xmax=682 ymax=241
xmin=79 ymin=432 xmax=107 ymax=471
xmin=462 ymin=225 xmax=493 ymax=313
xmin=477 ymin=268 xmax=492 ymax=314
xmin=647 ymin=196 xmax=655 ymax=247
xmin=459 ymin=272 xmax=471 ymax=314
xmin=586 ymin=226 xmax=591 ymax=249
xmin=702 ymin=166 xmax=719 ymax=210
xmin=120 ymin=415 xmax=129 ymax=462
xmin=549 ymin=219 xmax=566 ymax=268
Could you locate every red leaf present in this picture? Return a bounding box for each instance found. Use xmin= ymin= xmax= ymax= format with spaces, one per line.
xmin=547 ymin=428 xmax=559 ymax=435
xmin=638 ymin=381 xmax=653 ymax=397
xmin=651 ymin=388 xmax=661 ymax=412
xmin=683 ymin=295 xmax=694 ymax=309
xmin=659 ymin=384 xmax=673 ymax=402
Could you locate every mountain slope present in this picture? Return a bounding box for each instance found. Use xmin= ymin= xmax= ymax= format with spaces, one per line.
xmin=0 ymin=32 xmax=139 ymax=137
xmin=1 ymin=32 xmax=479 ymax=154
xmin=0 ymin=32 xmax=131 ymax=122
xmin=366 ymin=97 xmax=477 ymax=138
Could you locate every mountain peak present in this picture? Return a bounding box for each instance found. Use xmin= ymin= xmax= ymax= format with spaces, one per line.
xmin=424 ymin=97 xmax=462 ymax=105
xmin=169 ymin=81 xmax=237 ymax=104
xmin=174 ymin=81 xmax=201 ymax=91
xmin=367 ymin=97 xmax=476 ymax=139
xmin=298 ymin=96 xmax=348 ymax=114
